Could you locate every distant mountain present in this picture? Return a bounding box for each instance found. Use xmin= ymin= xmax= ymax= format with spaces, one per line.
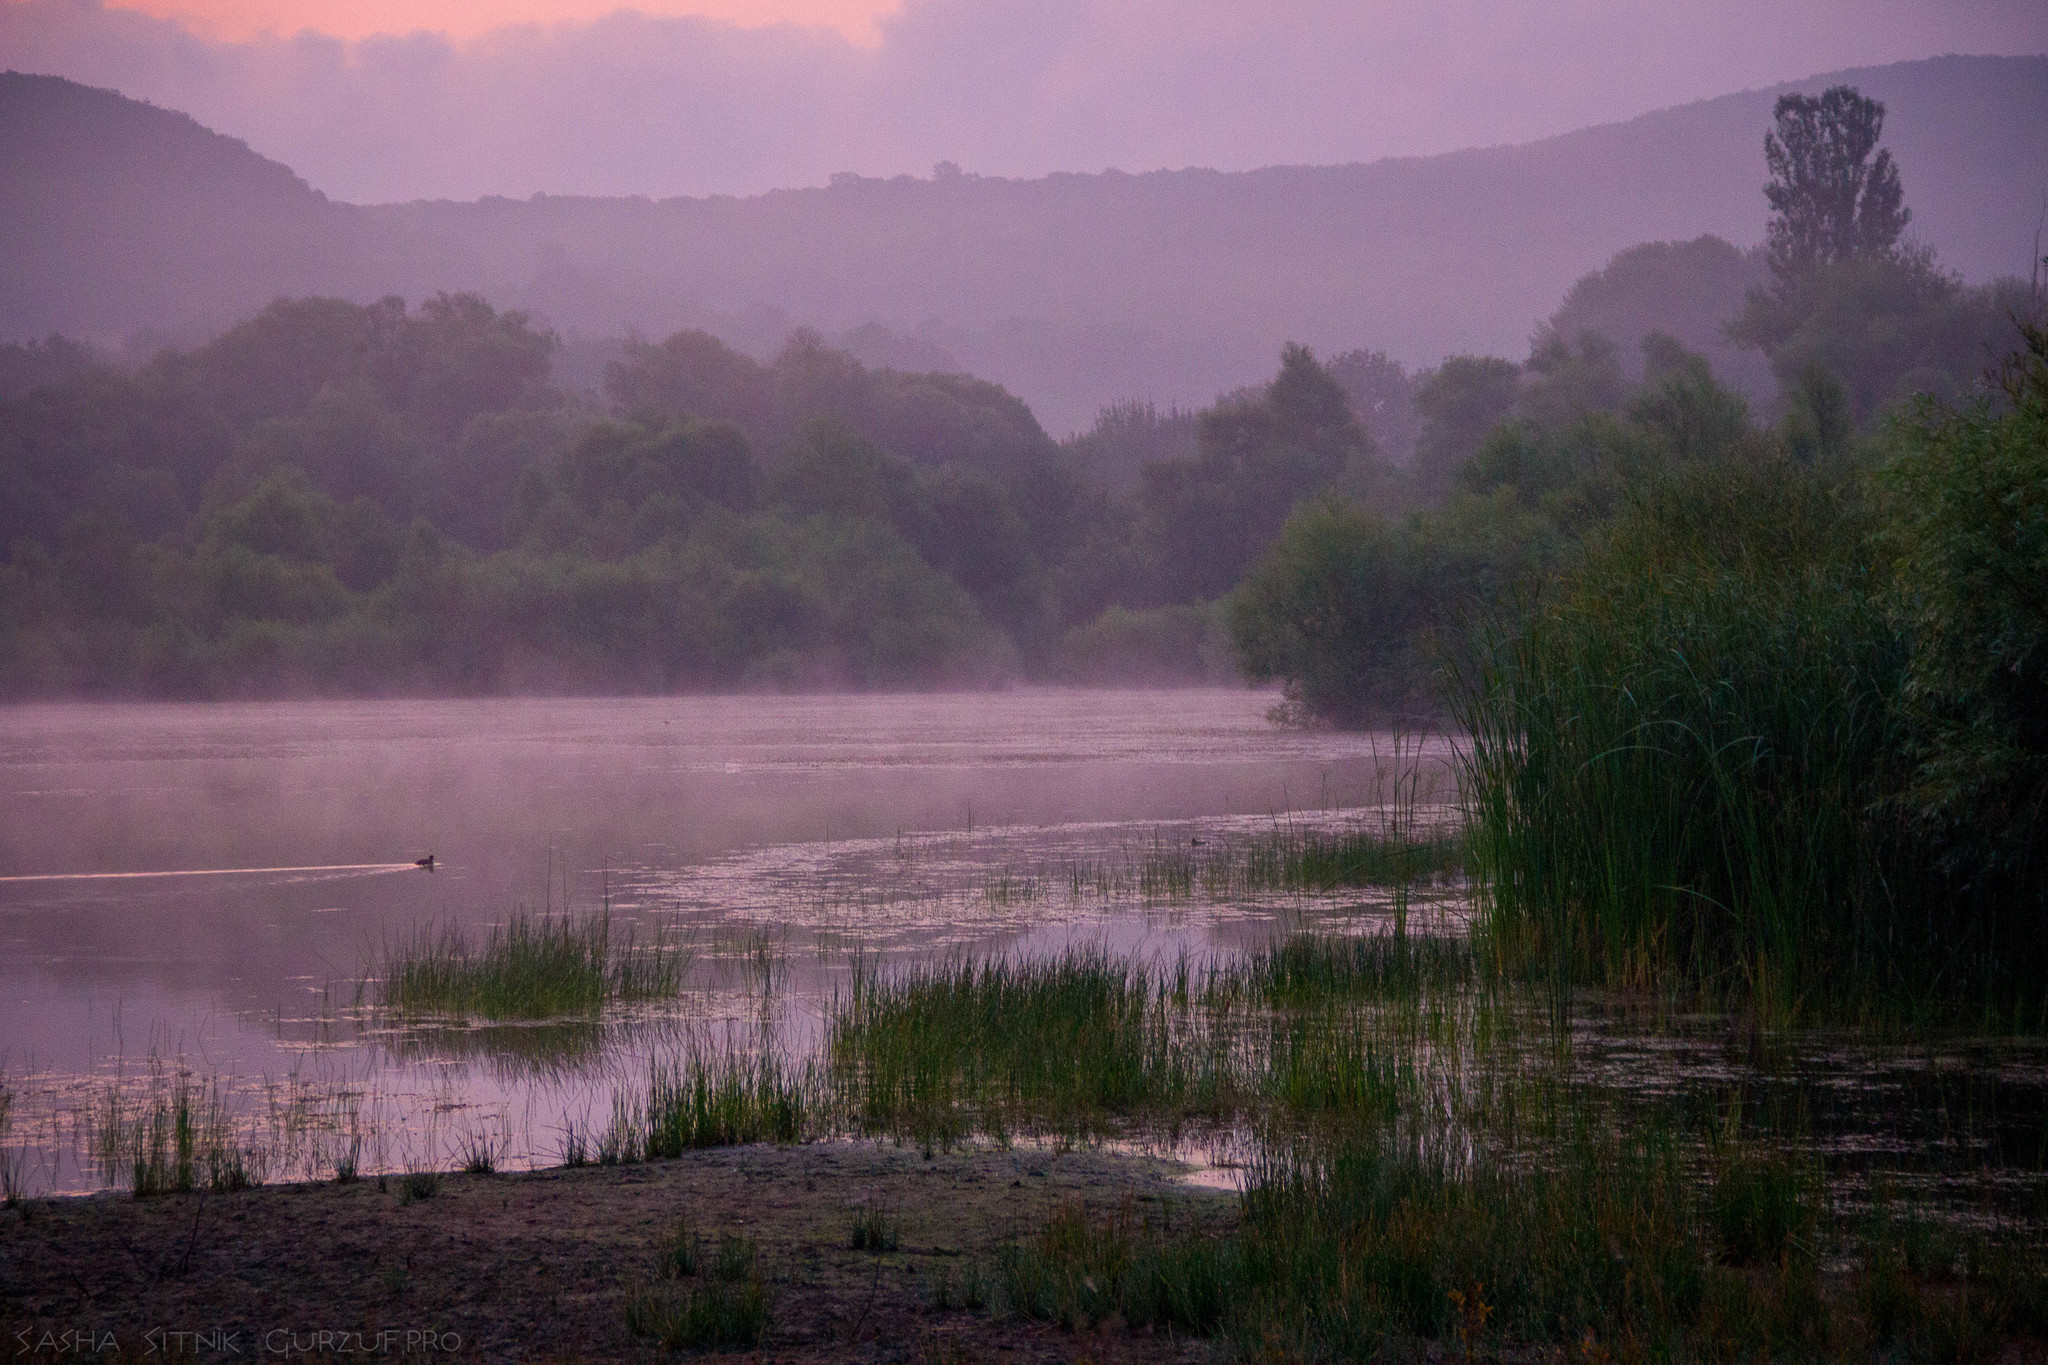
xmin=0 ymin=72 xmax=371 ymax=341
xmin=4 ymin=55 xmax=2044 ymax=432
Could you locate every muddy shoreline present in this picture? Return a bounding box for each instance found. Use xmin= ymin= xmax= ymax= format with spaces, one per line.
xmin=1 ymin=1142 xmax=1232 ymax=1362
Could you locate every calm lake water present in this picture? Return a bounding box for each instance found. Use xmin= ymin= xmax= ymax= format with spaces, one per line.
xmin=0 ymin=688 xmax=1450 ymax=1193
xmin=3 ymin=690 xmax=2041 ymax=1223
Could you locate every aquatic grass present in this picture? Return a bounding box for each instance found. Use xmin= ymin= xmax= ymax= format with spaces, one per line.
xmin=986 ymin=1121 xmax=1899 ymax=1360
xmin=1209 ymin=824 xmax=1465 ymax=895
xmin=398 ymin=1168 xmax=441 ymax=1203
xmin=456 ymin=1130 xmax=502 ymax=1175
xmin=827 ymin=948 xmax=1236 ymax=1146
xmin=992 ymin=1197 xmax=1232 ymax=1334
xmin=1206 ymin=932 xmax=1477 ymax=1012
xmin=0 ymin=1086 xmax=19 ymax=1208
xmin=1709 ymin=1143 xmax=1825 ymax=1267
xmin=364 ymin=906 xmax=693 ymax=1021
xmin=601 ymin=1043 xmax=815 ymax=1162
xmin=928 ymin=1258 xmax=992 ymax=1312
xmin=560 ymin=1118 xmax=592 ymax=1168
xmin=828 ymin=930 xmax=2042 ymax=1358
xmin=1449 ymin=459 xmax=2044 ymax=1018
xmin=826 ymin=936 xmax=1496 ymax=1146
xmin=1024 ymin=822 xmax=1466 ymax=909
xmin=0 ymin=1149 xmax=25 ymax=1209
xmin=658 ymin=1213 xmax=701 ymax=1279
xmin=849 ymin=1202 xmax=901 ymax=1252
xmin=90 ymin=1069 xmax=268 ymax=1196
xmin=711 ymin=1232 xmax=759 ymax=1282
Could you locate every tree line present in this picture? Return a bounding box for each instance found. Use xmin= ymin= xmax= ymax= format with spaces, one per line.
xmin=0 ymin=85 xmax=2034 ymax=705
xmin=1227 ymin=86 xmax=2047 ymax=1003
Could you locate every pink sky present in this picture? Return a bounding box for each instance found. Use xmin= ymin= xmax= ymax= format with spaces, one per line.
xmin=5 ymin=0 xmax=2045 ymax=202
xmin=94 ymin=0 xmax=896 ymax=39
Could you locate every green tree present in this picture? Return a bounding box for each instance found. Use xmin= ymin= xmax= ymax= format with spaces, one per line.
xmin=1411 ymin=356 xmax=1521 ymax=503
xmin=1139 ymin=344 xmax=1371 ymax=602
xmin=1883 ymin=322 xmax=2048 ymax=882
xmin=1629 ymin=334 xmax=1754 ymax=464
xmin=1518 ymin=329 xmax=1626 ymax=430
xmin=1229 ymin=496 xmax=1429 ymax=726
xmin=1762 ymin=86 xmax=1910 ymax=285
xmin=1325 ymin=349 xmax=1420 ymax=466
xmin=1730 ymin=251 xmax=2026 ymax=424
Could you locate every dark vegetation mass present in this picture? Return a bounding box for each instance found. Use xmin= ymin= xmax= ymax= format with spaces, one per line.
xmin=2 ymin=86 xmax=2043 ymax=1010
xmin=0 ymin=290 xmax=1392 ymax=693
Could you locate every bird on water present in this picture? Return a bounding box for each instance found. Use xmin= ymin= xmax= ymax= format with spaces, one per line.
xmin=415 ymin=854 xmax=436 ymax=871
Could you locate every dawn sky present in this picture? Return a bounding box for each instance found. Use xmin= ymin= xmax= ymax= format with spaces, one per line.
xmin=103 ymin=0 xmax=896 ymax=41
xmin=4 ymin=0 xmax=2045 ymax=202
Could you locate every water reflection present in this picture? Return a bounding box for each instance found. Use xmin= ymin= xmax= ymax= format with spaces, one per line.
xmin=1 ymin=691 xmax=2042 ymax=1231
xmin=0 ymin=689 xmax=1445 ymax=1193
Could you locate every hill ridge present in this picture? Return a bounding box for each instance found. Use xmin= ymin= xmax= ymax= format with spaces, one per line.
xmin=4 ymin=54 xmax=2043 ymax=430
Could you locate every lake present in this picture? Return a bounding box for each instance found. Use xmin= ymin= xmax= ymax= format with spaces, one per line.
xmin=4 ymin=689 xmax=2040 ymax=1229
xmin=0 ymin=688 xmax=1452 ymax=1193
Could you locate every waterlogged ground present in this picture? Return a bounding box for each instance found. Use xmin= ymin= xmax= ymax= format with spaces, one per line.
xmin=0 ymin=689 xmax=1456 ymax=1196
xmin=1 ymin=688 xmax=2044 ymax=1245
xmin=7 ymin=691 xmax=2048 ymax=1364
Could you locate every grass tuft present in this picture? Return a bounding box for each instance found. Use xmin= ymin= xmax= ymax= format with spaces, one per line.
xmin=457 ymin=1133 xmax=500 ymax=1176
xmin=849 ymin=1203 xmax=900 ymax=1252
xmin=602 ymin=1044 xmax=813 ymax=1163
xmin=626 ymin=1276 xmax=771 ymax=1351
xmin=398 ymin=1169 xmax=441 ymax=1203
xmin=657 ymin=1213 xmax=701 ymax=1279
xmin=365 ymin=907 xmax=692 ymax=1021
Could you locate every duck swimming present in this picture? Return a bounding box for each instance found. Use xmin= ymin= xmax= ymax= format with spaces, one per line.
xmin=414 ymin=854 xmax=436 ymax=871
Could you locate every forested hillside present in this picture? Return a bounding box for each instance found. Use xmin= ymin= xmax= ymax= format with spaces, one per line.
xmin=5 ymin=55 xmax=2043 ymax=430
xmin=1 ymin=73 xmax=2038 ymax=703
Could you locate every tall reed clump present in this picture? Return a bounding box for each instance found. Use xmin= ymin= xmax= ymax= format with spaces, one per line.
xmin=1451 ymin=457 xmax=1942 ymax=1013
xmin=367 ymin=907 xmax=691 ymax=1020
xmin=827 ymin=949 xmax=1231 ymax=1146
xmin=828 ymin=936 xmax=1478 ymax=1146
xmin=93 ymin=1071 xmax=264 ymax=1195
xmin=994 ymin=1118 xmax=2043 ymax=1360
xmin=601 ymin=1043 xmax=812 ymax=1162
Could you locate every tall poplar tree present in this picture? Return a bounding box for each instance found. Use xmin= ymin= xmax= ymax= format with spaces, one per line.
xmin=1761 ymin=85 xmax=1910 ymax=284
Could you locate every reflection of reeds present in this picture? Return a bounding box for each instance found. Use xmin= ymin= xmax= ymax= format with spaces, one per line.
xmin=363 ymin=907 xmax=692 ymax=1021
xmin=377 ymin=1018 xmax=614 ymax=1082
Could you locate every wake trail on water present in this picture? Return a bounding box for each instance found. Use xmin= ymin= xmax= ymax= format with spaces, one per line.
xmin=0 ymin=862 xmax=422 ymax=883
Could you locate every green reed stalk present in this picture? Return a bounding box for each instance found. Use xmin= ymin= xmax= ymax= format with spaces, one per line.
xmin=368 ymin=907 xmax=692 ymax=1020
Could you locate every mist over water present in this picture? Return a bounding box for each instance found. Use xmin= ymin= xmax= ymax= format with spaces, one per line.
xmin=0 ymin=687 xmax=1448 ymax=1191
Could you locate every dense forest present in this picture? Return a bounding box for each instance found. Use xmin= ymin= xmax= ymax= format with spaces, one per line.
xmin=0 ymin=288 xmax=1376 ymax=692
xmin=0 ymin=83 xmax=2037 ymax=710
xmin=1230 ymin=86 xmax=2048 ymax=1002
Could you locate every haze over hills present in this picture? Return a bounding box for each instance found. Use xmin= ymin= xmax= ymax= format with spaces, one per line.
xmin=3 ymin=54 xmax=2044 ymax=431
